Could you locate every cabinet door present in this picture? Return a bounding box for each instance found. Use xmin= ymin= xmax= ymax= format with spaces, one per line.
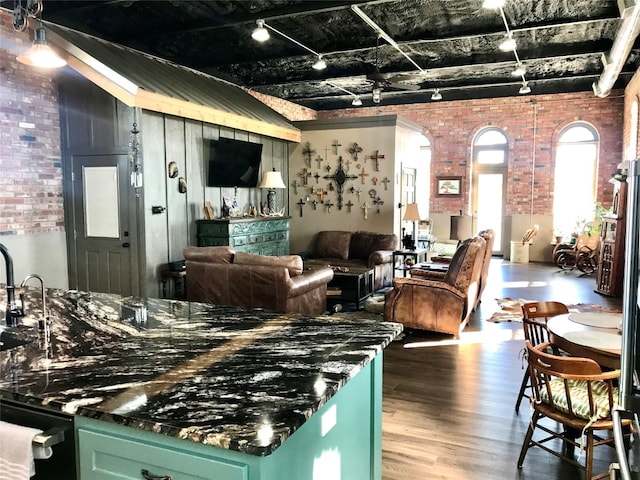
xmin=78 ymin=428 xmax=248 ymax=480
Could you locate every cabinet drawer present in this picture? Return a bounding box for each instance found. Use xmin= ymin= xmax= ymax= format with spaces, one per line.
xmin=248 ymin=234 xmax=263 ymax=244
xmin=231 ymin=236 xmax=247 ymax=247
xmin=275 ymin=231 xmax=288 ymax=241
xmin=263 ymin=232 xmax=277 ymax=242
xmin=78 ymin=428 xmax=248 ymax=480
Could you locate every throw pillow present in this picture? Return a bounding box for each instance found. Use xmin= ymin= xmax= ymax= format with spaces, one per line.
xmin=315 ymin=231 xmax=351 ymax=259
xmin=540 ymin=378 xmax=618 ymax=420
xmin=233 ymin=252 xmax=304 ymax=276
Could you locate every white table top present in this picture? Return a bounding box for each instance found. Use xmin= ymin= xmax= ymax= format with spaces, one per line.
xmin=547 ymin=313 xmax=621 ymax=356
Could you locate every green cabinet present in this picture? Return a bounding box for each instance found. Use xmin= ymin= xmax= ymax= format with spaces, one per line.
xmin=196 ymin=217 xmax=290 ymax=255
xmin=76 ymin=357 xmax=382 ymax=480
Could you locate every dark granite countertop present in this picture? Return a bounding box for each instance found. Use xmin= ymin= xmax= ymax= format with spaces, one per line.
xmin=0 ymin=287 xmax=401 ymax=456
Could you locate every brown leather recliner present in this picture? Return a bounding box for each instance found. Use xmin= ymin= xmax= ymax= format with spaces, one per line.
xmin=411 ymin=229 xmax=494 ymax=308
xmin=384 ymin=236 xmax=486 ymax=338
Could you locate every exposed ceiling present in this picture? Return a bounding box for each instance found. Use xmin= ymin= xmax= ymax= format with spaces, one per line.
xmin=6 ymin=0 xmax=640 ymax=110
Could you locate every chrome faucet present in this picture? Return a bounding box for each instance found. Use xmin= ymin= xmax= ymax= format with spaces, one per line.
xmin=20 ymin=274 xmax=48 ymax=332
xmin=0 ymin=244 xmax=24 ymax=326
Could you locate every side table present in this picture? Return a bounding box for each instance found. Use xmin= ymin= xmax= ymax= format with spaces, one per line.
xmin=392 ymin=249 xmax=428 ymax=277
xmin=160 ymin=269 xmax=187 ymax=300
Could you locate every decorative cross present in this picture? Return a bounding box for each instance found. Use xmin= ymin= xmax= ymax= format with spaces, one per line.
xmin=345 ymin=200 xmax=354 ymax=213
xmin=344 ymin=157 xmax=352 ymax=171
xmin=350 ymin=186 xmax=362 ymax=200
xmin=297 ymin=198 xmax=306 ymax=217
xmin=369 ymin=150 xmax=385 ymax=171
xmin=374 ymin=196 xmax=384 ymax=213
xmin=324 ymin=145 xmax=330 ymax=160
xmin=381 ymin=177 xmax=391 ymax=190
xmin=315 ymin=188 xmax=328 ymax=203
xmin=348 ymin=142 xmax=363 ymax=160
xmin=323 ymin=156 xmax=358 ymax=210
xmin=313 ymin=172 xmax=321 ymax=184
xmin=372 ymin=177 xmax=379 ymax=185
xmin=325 ymin=164 xmax=332 ymax=172
xmin=291 ymin=180 xmax=300 ymax=195
xmin=302 ymin=142 xmax=315 ymax=167
xmin=328 ymin=182 xmax=334 ymax=191
xmin=315 ymin=155 xmax=323 ymax=169
xmin=332 ymin=140 xmax=342 ymax=155
xmin=311 ymin=199 xmax=319 ymax=210
xmin=362 ymin=202 xmax=370 ymax=220
xmin=298 ymin=168 xmax=312 ymax=185
xmin=325 ymin=200 xmax=335 ymax=213
xmin=358 ymin=168 xmax=369 ymax=184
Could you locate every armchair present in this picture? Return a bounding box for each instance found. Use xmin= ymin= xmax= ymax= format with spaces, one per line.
xmin=384 ymin=236 xmax=486 ymax=338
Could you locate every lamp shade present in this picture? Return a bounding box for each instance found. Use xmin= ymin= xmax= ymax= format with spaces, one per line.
xmin=259 ymin=170 xmax=286 ymax=189
xmin=17 ymin=27 xmax=66 ymax=68
xmin=450 ymin=215 xmax=473 ymax=241
xmin=403 ymin=203 xmax=421 ymax=221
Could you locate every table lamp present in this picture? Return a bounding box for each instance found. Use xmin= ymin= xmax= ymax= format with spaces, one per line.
xmin=402 ymin=203 xmax=421 ymax=250
xmin=259 ymin=168 xmax=286 ymax=214
xmin=450 ymin=211 xmax=473 ymax=246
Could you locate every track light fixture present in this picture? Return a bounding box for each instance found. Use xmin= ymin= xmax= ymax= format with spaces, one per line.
xmin=499 ymin=32 xmax=516 ymax=52
xmin=519 ymin=82 xmax=531 ymax=94
xmin=251 ymin=19 xmax=327 ymax=71
xmin=325 ymin=81 xmax=363 ymax=107
xmin=372 ymin=86 xmax=382 ymax=104
xmin=511 ymin=62 xmax=526 ymax=77
xmin=430 ymin=89 xmax=442 ymax=101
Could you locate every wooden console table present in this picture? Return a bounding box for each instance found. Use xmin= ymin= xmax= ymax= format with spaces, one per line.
xmin=196 ymin=216 xmax=290 ymax=255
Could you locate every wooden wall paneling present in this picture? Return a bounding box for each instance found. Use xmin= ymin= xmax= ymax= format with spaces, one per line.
xmin=164 ymin=116 xmax=189 ymax=264
xmin=185 ymin=119 xmax=205 ymax=247
xmin=203 ymin=124 xmax=220 ymax=218
xmin=141 ymin=110 xmax=170 ymax=297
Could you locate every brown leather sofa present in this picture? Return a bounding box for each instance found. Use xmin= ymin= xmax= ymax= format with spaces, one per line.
xmin=384 ymin=236 xmax=486 ymax=338
xmin=303 ymin=230 xmax=398 ymax=291
xmin=184 ymin=246 xmax=334 ymax=315
xmin=411 ymin=229 xmax=494 ymax=308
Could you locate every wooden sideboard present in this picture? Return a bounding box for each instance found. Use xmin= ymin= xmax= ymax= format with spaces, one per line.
xmin=595 ymin=178 xmax=627 ymax=297
xmin=196 ymin=216 xmax=290 ymax=255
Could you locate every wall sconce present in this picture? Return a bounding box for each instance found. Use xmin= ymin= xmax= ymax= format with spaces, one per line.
xmin=259 ymin=168 xmax=286 ymax=215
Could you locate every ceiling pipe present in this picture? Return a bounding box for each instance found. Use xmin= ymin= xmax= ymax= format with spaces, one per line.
xmin=593 ymin=0 xmax=640 ymax=97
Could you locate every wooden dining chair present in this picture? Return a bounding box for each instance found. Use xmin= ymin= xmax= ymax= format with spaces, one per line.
xmin=514 ymin=301 xmax=569 ymax=413
xmin=517 ymin=341 xmax=629 ymax=480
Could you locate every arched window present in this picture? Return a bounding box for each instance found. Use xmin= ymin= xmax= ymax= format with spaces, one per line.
xmin=472 ymin=128 xmax=508 ymax=253
xmin=553 ymin=123 xmax=599 ymax=239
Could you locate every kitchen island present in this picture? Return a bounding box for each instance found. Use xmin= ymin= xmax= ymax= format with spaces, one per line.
xmin=0 ymin=288 xmax=401 ymax=479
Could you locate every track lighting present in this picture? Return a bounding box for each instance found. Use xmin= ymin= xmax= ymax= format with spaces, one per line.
xmin=351 ymin=96 xmax=363 ymax=106
xmin=372 ymin=87 xmax=382 ymax=104
xmin=482 ymin=0 xmax=505 ymax=8
xmin=325 ymin=80 xmax=363 ymax=107
xmin=312 ymin=55 xmax=326 ymax=70
xmin=430 ymin=89 xmax=442 ymax=101
xmin=519 ymin=82 xmax=531 ymax=94
xmin=251 ymin=19 xmax=328 ymax=71
xmin=511 ymin=62 xmax=526 ymax=77
xmin=251 ymin=20 xmax=270 ymax=42
xmin=499 ymin=32 xmax=516 ymax=52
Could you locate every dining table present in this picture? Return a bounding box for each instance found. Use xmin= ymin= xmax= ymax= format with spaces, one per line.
xmin=547 ymin=311 xmax=623 ymax=369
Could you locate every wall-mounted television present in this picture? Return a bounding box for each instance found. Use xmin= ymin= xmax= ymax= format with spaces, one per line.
xmin=207 ymin=137 xmax=263 ymax=187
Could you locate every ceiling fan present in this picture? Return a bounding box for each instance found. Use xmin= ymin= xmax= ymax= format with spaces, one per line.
xmin=364 ymin=37 xmax=421 ymax=103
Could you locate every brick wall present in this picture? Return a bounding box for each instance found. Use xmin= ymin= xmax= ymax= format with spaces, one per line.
xmin=317 ymin=92 xmax=624 ymax=216
xmin=244 ymin=88 xmax=317 ymax=121
xmin=0 ymin=11 xmax=64 ymax=236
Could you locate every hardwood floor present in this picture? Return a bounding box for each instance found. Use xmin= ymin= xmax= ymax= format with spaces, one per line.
xmin=382 ymin=259 xmax=623 ymax=480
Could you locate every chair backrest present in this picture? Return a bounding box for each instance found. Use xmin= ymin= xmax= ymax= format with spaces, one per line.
xmin=526 ymin=341 xmax=619 ymax=421
xmin=476 ymin=229 xmax=495 ymax=301
xmin=521 ymin=301 xmax=569 ymax=346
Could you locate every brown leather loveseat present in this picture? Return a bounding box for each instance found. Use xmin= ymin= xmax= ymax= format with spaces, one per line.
xmin=383 ymin=236 xmax=487 ymax=338
xmin=303 ymin=230 xmax=398 ymax=291
xmin=184 ymin=246 xmax=334 ymax=315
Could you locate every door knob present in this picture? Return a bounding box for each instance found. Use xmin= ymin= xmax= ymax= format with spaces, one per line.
xmin=122 ymin=242 xmax=130 ymax=248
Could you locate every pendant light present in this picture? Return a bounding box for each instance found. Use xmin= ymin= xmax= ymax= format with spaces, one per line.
xmin=519 ymin=82 xmax=531 ymax=94
xmin=430 ymin=89 xmax=442 ymax=101
xmin=251 ymin=20 xmax=270 ymax=42
xmin=16 ymin=21 xmax=67 ymax=69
